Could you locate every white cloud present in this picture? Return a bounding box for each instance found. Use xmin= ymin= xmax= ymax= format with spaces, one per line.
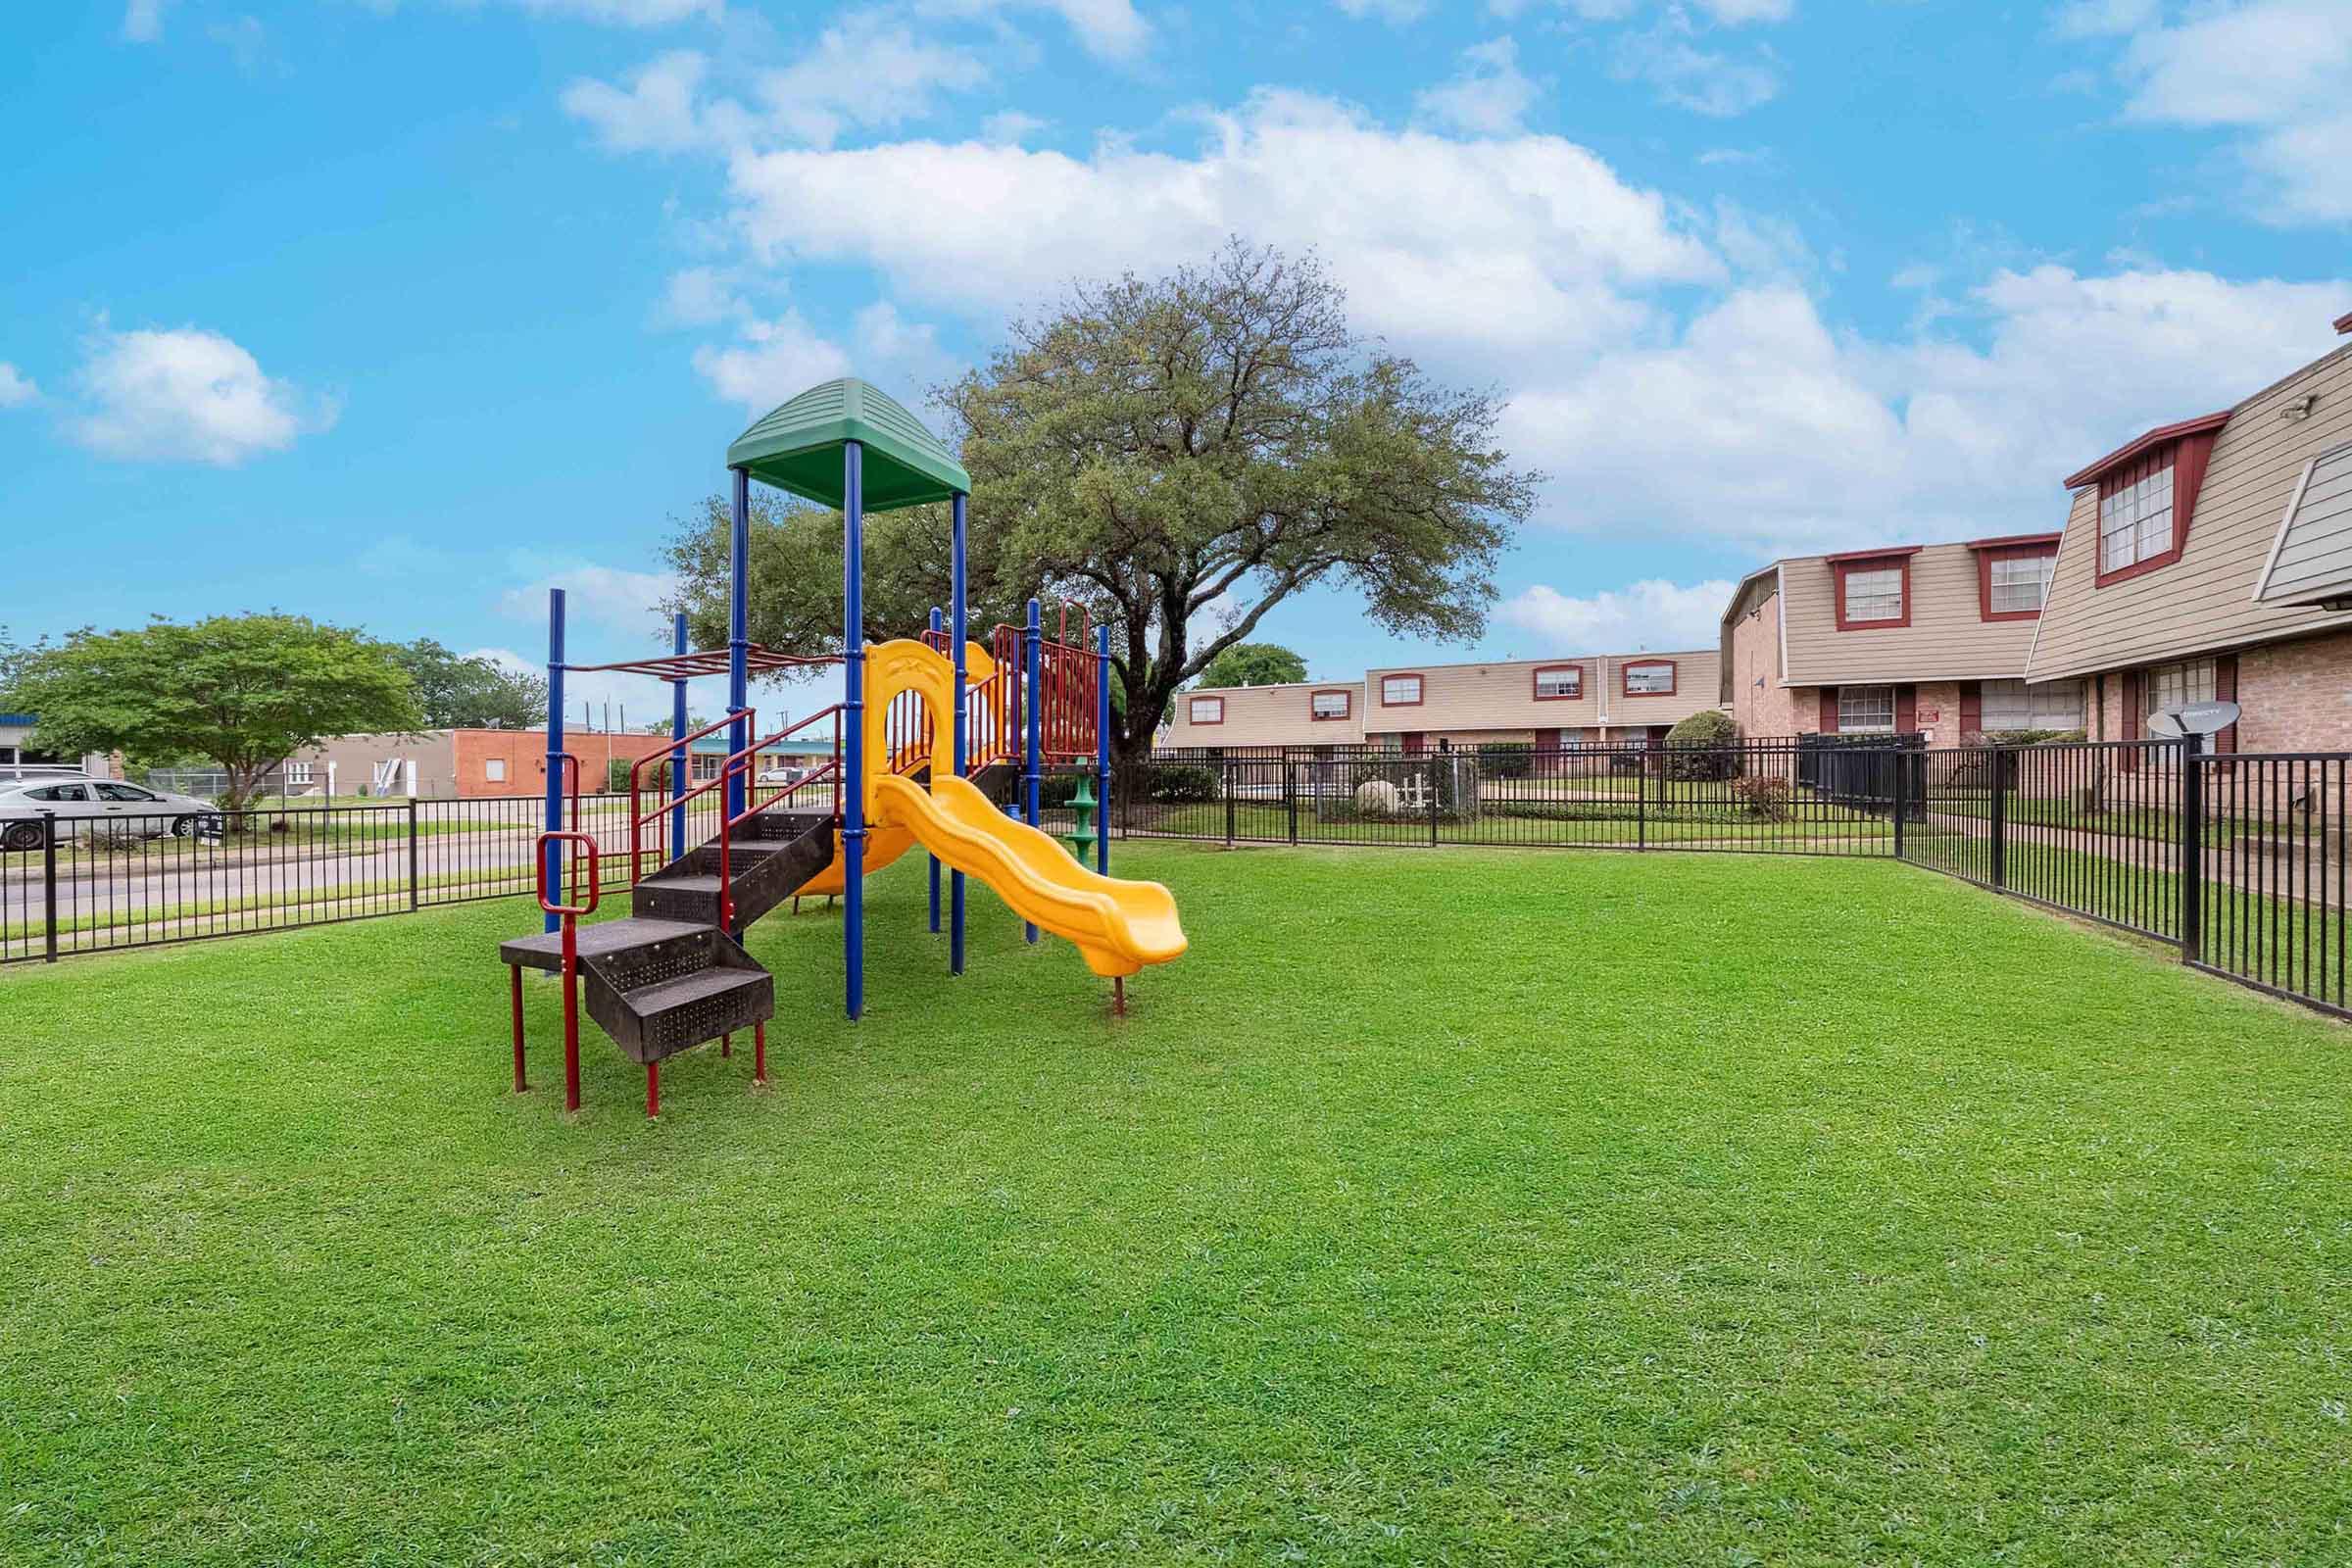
xmin=723 ymin=90 xmax=1718 ymax=373
xmin=1517 ymin=0 xmax=1792 ymax=24
xmin=2050 ymin=0 xmax=2158 ymax=38
xmin=499 ymin=0 xmax=721 ymax=23
xmin=1414 ymin=37 xmax=1544 ymax=135
xmin=70 ymin=325 xmax=332 ymax=466
xmin=2093 ymin=0 xmax=2352 ymax=224
xmin=122 ymin=0 xmax=172 ymax=41
xmin=561 ymin=50 xmax=726 ymax=152
xmin=0 ymin=364 xmax=37 ymax=409
xmin=1336 ymin=0 xmax=1429 ymax=21
xmin=656 ymin=265 xmax=748 ymax=326
xmin=498 ymin=563 xmax=680 ymax=637
xmin=689 ymin=300 xmax=951 ymax=414
xmin=980 ymin=109 xmax=1047 ymax=144
xmin=1498 ymin=578 xmax=1739 ymax=652
xmin=1612 ymin=12 xmax=1783 ymax=117
xmin=757 ymin=12 xmax=990 ymax=147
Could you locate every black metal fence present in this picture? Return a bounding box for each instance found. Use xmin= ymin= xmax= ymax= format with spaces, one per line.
xmin=13 ymin=745 xmax=2351 ymax=1023
xmin=1117 ymin=743 xmax=1896 ymax=856
xmin=1 ymin=791 xmax=723 ymax=965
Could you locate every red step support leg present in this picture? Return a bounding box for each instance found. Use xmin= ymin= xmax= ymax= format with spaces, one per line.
xmin=646 ymin=1060 xmax=661 ymax=1119
xmin=754 ymin=1020 xmax=767 ymax=1085
xmin=510 ymin=964 xmax=527 ymax=1092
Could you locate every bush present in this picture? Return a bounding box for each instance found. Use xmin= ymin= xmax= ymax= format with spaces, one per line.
xmin=1730 ymin=774 xmax=1792 ymax=821
xmin=1476 ymin=741 xmax=1533 ymax=780
xmin=1664 ymin=710 xmax=1740 ymax=781
xmin=607 ymin=758 xmax=635 ymax=794
xmin=1145 ymin=763 xmax=1217 ymax=804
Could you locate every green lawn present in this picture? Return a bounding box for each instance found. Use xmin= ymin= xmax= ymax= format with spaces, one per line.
xmin=5 ymin=844 xmax=2350 ymax=1565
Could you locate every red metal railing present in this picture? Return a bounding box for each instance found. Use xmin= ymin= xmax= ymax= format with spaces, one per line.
xmin=1039 ymin=617 xmax=1099 ymax=762
xmin=628 ymin=709 xmax=754 ymax=886
xmin=715 ymin=706 xmax=848 ymax=929
xmin=534 ymin=829 xmax=600 ymax=1113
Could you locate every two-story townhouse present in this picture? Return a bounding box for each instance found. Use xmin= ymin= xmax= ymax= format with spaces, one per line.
xmin=1358 ymin=651 xmax=1723 ymax=752
xmin=1720 ymin=537 xmax=2083 ymax=747
xmin=2025 ymin=314 xmax=2352 ymax=756
xmin=1158 ymin=680 xmax=1367 ymax=751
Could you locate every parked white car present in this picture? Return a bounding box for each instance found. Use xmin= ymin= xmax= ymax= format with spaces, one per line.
xmin=0 ymin=778 xmax=222 ymax=851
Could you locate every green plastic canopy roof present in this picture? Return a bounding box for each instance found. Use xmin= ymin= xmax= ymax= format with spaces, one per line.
xmin=725 ymin=377 xmax=970 ymax=512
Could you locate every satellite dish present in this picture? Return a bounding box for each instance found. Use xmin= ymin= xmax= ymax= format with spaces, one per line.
xmin=2144 ymin=710 xmax=2186 ymax=738
xmin=2157 ymin=701 xmax=2241 ymax=738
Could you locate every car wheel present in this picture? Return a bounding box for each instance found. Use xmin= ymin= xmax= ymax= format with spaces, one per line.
xmin=172 ymin=814 xmax=198 ymax=837
xmin=2 ymin=822 xmax=44 ymax=853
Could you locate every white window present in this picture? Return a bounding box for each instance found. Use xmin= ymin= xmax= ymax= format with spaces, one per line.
xmin=285 ymin=761 xmax=314 ymax=785
xmin=1837 ymin=685 xmax=1895 ymax=732
xmin=691 ymin=753 xmax=721 ymax=782
xmin=2099 ymin=458 xmax=2176 ymax=573
xmin=1187 ymin=696 xmax=1225 ymax=725
xmin=1988 ymin=553 xmax=2054 ymax=614
xmin=1841 ymin=568 xmax=1904 ymax=623
xmin=1381 ymin=674 xmax=1423 ymax=705
xmin=1534 ymin=666 xmax=1582 ymax=700
xmin=1623 ymin=662 xmax=1675 ymax=696
xmin=2147 ymin=659 xmax=2216 ymax=723
xmin=483 ymin=759 xmax=507 ymax=782
xmin=1310 ymin=690 xmax=1350 ymax=720
xmin=1980 ymin=679 xmax=2083 ymax=731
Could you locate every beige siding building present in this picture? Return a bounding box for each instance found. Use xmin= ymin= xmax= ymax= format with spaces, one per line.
xmin=2026 ymin=318 xmax=2352 ymax=754
xmin=1158 ymin=651 xmax=1725 ymax=753
xmin=1159 ymin=680 xmax=1365 ymax=749
xmin=1720 ymin=537 xmax=2082 ymax=747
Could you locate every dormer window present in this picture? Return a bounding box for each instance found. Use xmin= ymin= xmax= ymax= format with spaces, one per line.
xmin=1380 ymin=673 xmax=1424 ymax=706
xmin=2064 ymin=411 xmax=2229 ymax=589
xmin=1187 ymin=695 xmax=1224 ymax=725
xmin=1828 ymin=546 xmax=1920 ymax=631
xmin=1968 ymin=532 xmax=2062 ymax=621
xmin=1621 ymin=660 xmax=1677 ymax=697
xmin=1309 ymin=689 xmax=1351 ymax=721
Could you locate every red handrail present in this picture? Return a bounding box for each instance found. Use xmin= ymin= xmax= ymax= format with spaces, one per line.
xmin=715 ymin=706 xmax=846 ymax=929
xmin=535 ymin=830 xmax=600 ymax=1114
xmin=628 ymin=708 xmax=754 ymax=885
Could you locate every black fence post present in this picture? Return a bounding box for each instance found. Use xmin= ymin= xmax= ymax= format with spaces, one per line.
xmin=1637 ymin=754 xmax=1647 ymax=851
xmin=1892 ymin=748 xmax=1908 ymax=860
xmin=1286 ymin=760 xmax=1298 ymax=846
xmin=1429 ymin=758 xmax=1441 ymax=847
xmin=41 ymin=811 xmax=59 ymax=963
xmin=1988 ymin=745 xmax=2007 ymax=889
xmin=2180 ymin=732 xmax=2204 ymax=962
xmin=407 ymin=798 xmax=420 ymax=911
xmin=1224 ymin=761 xmax=1236 ymax=847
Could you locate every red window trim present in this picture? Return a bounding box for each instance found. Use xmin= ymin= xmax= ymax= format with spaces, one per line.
xmin=1186 ymin=695 xmax=1225 ymax=726
xmin=1531 ymin=663 xmax=1586 ymax=701
xmin=1308 ymin=688 xmax=1353 ymax=721
xmin=1973 ymin=541 xmax=2058 ymax=623
xmin=1619 ymin=658 xmax=1678 ymax=698
xmin=2088 ymin=431 xmax=2220 ymax=589
xmin=1831 ymin=550 xmax=1916 ymax=631
xmin=1378 ymin=672 xmax=1426 ymax=707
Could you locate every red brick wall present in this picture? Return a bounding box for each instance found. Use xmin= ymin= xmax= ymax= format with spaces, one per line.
xmin=1727 ymin=589 xmax=1808 ymax=738
xmin=2085 ymin=628 xmax=2352 ymax=754
xmin=450 ymin=730 xmax=676 ymax=799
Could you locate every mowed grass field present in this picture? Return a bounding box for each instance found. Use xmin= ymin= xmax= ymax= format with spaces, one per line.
xmin=4 ymin=843 xmax=2349 ymax=1565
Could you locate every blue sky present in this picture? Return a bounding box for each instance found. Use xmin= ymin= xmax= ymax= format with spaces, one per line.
xmin=3 ymin=0 xmax=2346 ymax=718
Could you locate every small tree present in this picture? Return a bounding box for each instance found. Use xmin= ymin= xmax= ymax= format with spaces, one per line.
xmin=1197 ymin=642 xmax=1307 ymax=690
xmin=11 ymin=614 xmax=422 ymax=810
xmin=389 ymin=638 xmax=548 ymax=729
xmin=1664 ymin=709 xmax=1740 ymax=781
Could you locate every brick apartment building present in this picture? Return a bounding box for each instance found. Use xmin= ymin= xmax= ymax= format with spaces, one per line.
xmin=2024 ymin=312 xmax=2352 ymax=756
xmin=1719 ymin=536 xmax=2082 ymax=747
xmin=1159 ymin=650 xmax=1724 ymax=752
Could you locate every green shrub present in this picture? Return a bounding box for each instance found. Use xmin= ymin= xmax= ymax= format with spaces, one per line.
xmin=1476 ymin=741 xmax=1533 ymax=779
xmin=1663 ymin=710 xmax=1740 ymax=781
xmin=1730 ymin=775 xmax=1792 ymax=821
xmin=1146 ymin=764 xmax=1217 ymax=804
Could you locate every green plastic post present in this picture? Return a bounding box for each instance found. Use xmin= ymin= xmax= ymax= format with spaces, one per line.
xmin=1063 ymin=777 xmax=1097 ymax=860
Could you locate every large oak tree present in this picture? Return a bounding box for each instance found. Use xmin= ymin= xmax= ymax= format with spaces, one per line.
xmin=665 ymin=242 xmax=1537 ymax=769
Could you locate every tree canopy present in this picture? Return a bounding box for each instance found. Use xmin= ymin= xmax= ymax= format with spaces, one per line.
xmin=1196 ymin=642 xmax=1307 ymax=690
xmin=665 ymin=241 xmax=1537 ymax=767
xmin=389 ymin=637 xmax=547 ymax=729
xmin=10 ymin=614 xmax=422 ymax=809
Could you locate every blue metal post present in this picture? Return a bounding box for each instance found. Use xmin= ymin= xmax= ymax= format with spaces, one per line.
xmin=843 ymin=443 xmax=866 ymax=1020
xmin=668 ymin=611 xmax=689 ymax=863
xmin=927 ymin=604 xmax=943 ymax=935
xmin=727 ymin=467 xmax=750 ymax=823
xmin=1023 ymin=598 xmax=1042 ymax=945
xmin=1096 ymin=622 xmax=1111 ymax=874
xmin=950 ymin=491 xmax=968 ymax=976
xmin=543 ymin=588 xmax=565 ymax=934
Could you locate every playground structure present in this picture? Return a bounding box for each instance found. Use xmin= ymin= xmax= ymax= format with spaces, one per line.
xmin=499 ymin=378 xmax=1187 ymax=1116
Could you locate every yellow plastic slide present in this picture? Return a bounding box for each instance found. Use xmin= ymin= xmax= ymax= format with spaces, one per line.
xmin=861 ymin=638 xmax=1186 ymax=978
